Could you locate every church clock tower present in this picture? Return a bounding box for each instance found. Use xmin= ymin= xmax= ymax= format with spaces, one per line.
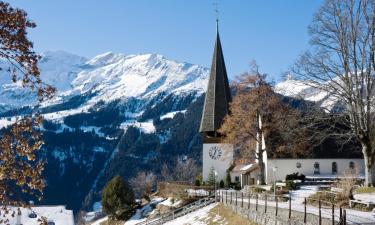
xmin=199 ymin=25 xmax=233 ymax=182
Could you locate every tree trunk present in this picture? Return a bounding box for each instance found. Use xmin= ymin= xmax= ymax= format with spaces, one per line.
xmin=362 ymin=143 xmax=375 ymax=187
xmin=258 ymin=152 xmax=266 ymax=185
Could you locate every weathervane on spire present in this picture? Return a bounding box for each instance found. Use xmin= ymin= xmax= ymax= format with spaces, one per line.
xmin=213 ymin=0 xmax=219 ymax=28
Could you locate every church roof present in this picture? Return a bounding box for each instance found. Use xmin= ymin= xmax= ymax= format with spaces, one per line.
xmin=199 ymin=28 xmax=232 ymax=134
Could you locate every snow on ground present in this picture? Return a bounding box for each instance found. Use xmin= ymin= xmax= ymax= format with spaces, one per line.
xmin=120 ymin=120 xmax=155 ymax=133
xmin=160 ymin=110 xmax=187 ymax=120
xmin=0 ymin=116 xmax=17 ymax=128
xmin=164 ymin=203 xmax=218 ymax=225
xmin=80 ymin=125 xmax=105 ymax=137
xmin=5 ymin=206 xmax=74 ymax=225
xmin=124 ymin=197 xmax=165 ymax=225
xmin=187 ymin=189 xmax=210 ymax=197
xmin=159 ymin=197 xmax=183 ymax=207
xmin=289 ymin=185 xmax=319 ymax=204
xmin=91 ymin=216 xmax=108 ymax=225
xmin=354 ymin=193 xmax=375 ymax=203
xmin=43 ymin=105 xmax=91 ymax=122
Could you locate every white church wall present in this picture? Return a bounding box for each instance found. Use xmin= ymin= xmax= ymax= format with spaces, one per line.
xmin=203 ymin=143 xmax=233 ymax=182
xmin=266 ymin=158 xmax=365 ymax=184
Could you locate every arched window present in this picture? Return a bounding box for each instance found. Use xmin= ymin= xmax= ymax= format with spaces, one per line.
xmin=314 ymin=162 xmax=320 ymax=175
xmin=349 ymin=161 xmax=355 ymax=169
xmin=296 ymin=162 xmax=302 ymax=168
xmin=332 ymin=162 xmax=337 ymax=174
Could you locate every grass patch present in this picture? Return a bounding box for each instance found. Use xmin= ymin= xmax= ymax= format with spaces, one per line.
xmin=199 ymin=204 xmax=258 ymax=225
xmin=355 ymin=187 xmax=375 ymax=194
xmin=307 ymin=191 xmax=348 ymax=208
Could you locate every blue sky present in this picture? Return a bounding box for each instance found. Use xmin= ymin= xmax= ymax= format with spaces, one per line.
xmin=7 ymin=0 xmax=323 ymax=81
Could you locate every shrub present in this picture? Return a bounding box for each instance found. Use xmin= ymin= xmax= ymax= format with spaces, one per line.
xmin=102 ymin=176 xmax=136 ymax=220
xmin=233 ymin=182 xmax=241 ymax=190
xmin=195 ymin=179 xmax=201 ymax=186
xmin=252 ymin=186 xmax=265 ymax=193
xmin=285 ymin=180 xmax=296 ymax=190
xmin=219 ymin=180 xmax=225 ymax=188
xmin=285 ymin=172 xmax=305 ymax=182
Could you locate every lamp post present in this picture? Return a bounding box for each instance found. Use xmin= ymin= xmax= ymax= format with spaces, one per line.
xmin=214 ymin=170 xmax=218 ymax=202
xmin=272 ymin=166 xmax=277 ymax=197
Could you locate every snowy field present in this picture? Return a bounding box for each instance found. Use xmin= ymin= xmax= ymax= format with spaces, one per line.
xmin=164 ymin=203 xmax=218 ymax=225
xmin=4 ymin=205 xmax=74 ymax=225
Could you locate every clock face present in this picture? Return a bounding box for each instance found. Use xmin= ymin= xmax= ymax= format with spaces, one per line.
xmin=209 ymin=146 xmax=222 ymax=160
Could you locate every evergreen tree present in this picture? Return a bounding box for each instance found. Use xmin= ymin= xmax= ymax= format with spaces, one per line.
xmin=102 ymin=176 xmax=135 ymax=220
xmin=219 ymin=180 xmax=225 ymax=188
xmin=225 ymin=170 xmax=231 ymax=188
xmin=207 ymin=167 xmax=216 ymax=186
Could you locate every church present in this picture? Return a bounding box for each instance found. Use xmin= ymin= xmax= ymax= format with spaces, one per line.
xmin=199 ymin=25 xmax=365 ymax=187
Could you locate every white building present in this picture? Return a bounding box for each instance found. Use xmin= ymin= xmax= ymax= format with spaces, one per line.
xmin=266 ymin=158 xmax=364 ymax=183
xmin=229 ymin=115 xmax=364 ymax=187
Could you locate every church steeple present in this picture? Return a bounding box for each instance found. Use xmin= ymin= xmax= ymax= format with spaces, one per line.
xmin=199 ymin=25 xmax=232 ymax=137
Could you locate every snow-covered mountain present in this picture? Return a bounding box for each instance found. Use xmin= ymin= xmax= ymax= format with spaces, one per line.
xmin=0 ymin=51 xmax=210 ymax=210
xmin=0 ymin=51 xmax=208 ymax=116
xmin=275 ymin=76 xmax=341 ymax=112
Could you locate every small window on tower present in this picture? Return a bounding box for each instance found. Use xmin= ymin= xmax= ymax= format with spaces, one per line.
xmin=349 ymin=161 xmax=355 ymax=169
xmin=235 ymin=176 xmax=240 ymax=182
xmin=314 ymin=162 xmax=320 ymax=175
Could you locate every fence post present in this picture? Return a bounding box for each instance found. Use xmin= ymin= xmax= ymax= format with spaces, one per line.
xmin=265 ymin=194 xmax=267 ymax=213
xmin=340 ymin=207 xmax=342 ymax=222
xmin=248 ymin=193 xmax=250 ymax=209
xmin=343 ymin=209 xmax=347 ymax=225
xmin=289 ymin=193 xmax=291 ymax=219
xmin=235 ymin=192 xmax=238 ymax=206
xmin=230 ymin=192 xmax=232 ymax=204
xmin=332 ymin=204 xmax=335 ymax=225
xmin=319 ymin=198 xmax=322 ymax=225
xmin=275 ymin=196 xmax=278 ymax=217
xmin=304 ymin=197 xmax=307 ymax=223
xmin=241 ymin=192 xmax=244 ymax=208
xmin=256 ymin=194 xmax=258 ymax=211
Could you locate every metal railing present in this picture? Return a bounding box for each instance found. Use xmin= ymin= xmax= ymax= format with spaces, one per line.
xmin=135 ymin=196 xmax=215 ymax=225
xmin=219 ymin=190 xmax=366 ymax=225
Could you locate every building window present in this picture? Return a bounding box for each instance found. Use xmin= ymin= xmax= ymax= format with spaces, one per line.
xmin=314 ymin=162 xmax=320 ymax=175
xmin=332 ymin=162 xmax=337 ymax=174
xmin=235 ymin=176 xmax=240 ymax=182
xmin=349 ymin=161 xmax=355 ymax=169
xmin=296 ymin=162 xmax=302 ymax=168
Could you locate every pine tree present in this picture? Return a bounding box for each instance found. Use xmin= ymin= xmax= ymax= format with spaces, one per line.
xmin=225 ymin=170 xmax=231 ymax=188
xmin=207 ymin=167 xmax=216 ymax=186
xmin=102 ymin=176 xmax=135 ymax=220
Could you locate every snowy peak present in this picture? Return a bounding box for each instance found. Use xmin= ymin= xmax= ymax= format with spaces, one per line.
xmin=70 ymin=52 xmax=208 ymax=102
xmin=86 ymin=52 xmax=125 ymax=67
xmin=275 ymin=78 xmax=340 ymax=111
xmin=0 ymin=51 xmax=209 ymax=113
xmin=39 ymin=51 xmax=87 ymax=91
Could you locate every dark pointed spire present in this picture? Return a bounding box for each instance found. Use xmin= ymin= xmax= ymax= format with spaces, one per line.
xmin=199 ymin=25 xmax=232 ymax=136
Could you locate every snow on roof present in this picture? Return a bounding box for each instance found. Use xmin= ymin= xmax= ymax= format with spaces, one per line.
xmin=5 ymin=205 xmax=74 ymax=225
xmin=232 ymin=163 xmax=258 ymax=173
